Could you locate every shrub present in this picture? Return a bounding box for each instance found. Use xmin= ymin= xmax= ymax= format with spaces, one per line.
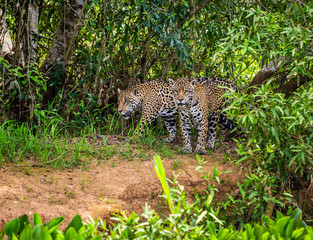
xmin=223 ymin=82 xmax=313 ymax=219
xmin=226 ymin=83 xmax=313 ymax=178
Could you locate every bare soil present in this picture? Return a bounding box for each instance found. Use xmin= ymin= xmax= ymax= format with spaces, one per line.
xmin=0 ymin=137 xmax=244 ymax=230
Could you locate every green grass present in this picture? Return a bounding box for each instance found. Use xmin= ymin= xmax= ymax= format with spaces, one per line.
xmin=0 ymin=121 xmax=95 ymax=168
xmin=0 ymin=114 xmax=179 ymax=168
xmin=2 ymin=134 xmax=70 ymax=168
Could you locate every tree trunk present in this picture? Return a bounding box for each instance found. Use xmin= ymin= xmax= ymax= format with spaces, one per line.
xmin=26 ymin=1 xmax=39 ymax=65
xmin=0 ymin=8 xmax=14 ymax=58
xmin=39 ymin=0 xmax=89 ymax=98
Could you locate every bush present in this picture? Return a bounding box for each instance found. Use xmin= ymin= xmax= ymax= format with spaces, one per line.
xmin=223 ymin=82 xmax=313 ymax=219
xmin=226 ymin=83 xmax=313 ymax=178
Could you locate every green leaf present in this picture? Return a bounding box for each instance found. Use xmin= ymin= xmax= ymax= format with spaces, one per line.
xmin=20 ymin=225 xmax=32 ymax=240
xmin=285 ymin=218 xmax=295 ymax=237
xmin=271 ymin=127 xmax=279 ymax=143
xmin=261 ymin=215 xmax=275 ymax=226
xmin=18 ymin=215 xmax=30 ymax=235
xmin=276 ymin=211 xmax=284 ymax=220
xmin=32 ymin=225 xmax=52 ymax=240
xmin=65 ymin=215 xmax=83 ymax=233
xmin=238 ymin=182 xmax=246 ymax=200
xmin=208 ymin=222 xmax=216 ymax=235
xmin=208 ymin=212 xmax=223 ymax=226
xmin=245 ymin=224 xmax=255 ymax=240
xmin=248 ymin=114 xmax=255 ymax=124
xmin=65 ymin=227 xmax=78 ymax=240
xmin=253 ymin=224 xmax=267 ymax=238
xmin=33 ymin=213 xmax=43 ymax=226
xmin=291 ymin=209 xmax=302 ymax=228
xmin=55 ymin=236 xmax=65 ymax=240
xmin=217 ymin=228 xmax=230 ymax=239
xmin=248 ymin=191 xmax=259 ymax=199
xmin=291 ymin=228 xmax=306 ymax=239
xmin=154 ymin=154 xmax=175 ymax=214
xmin=275 ymin=217 xmax=290 ymax=236
xmin=196 ymin=211 xmax=207 ymax=225
xmin=4 ymin=218 xmax=20 ymax=239
xmin=46 ymin=217 xmax=64 ymax=234
xmin=307 ymin=227 xmax=313 ymax=239
xmin=261 ymin=231 xmax=270 ymax=239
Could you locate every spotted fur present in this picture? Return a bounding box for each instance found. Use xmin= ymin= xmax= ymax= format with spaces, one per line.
xmin=169 ymin=77 xmax=237 ymax=154
xmin=117 ymin=80 xmax=177 ymax=142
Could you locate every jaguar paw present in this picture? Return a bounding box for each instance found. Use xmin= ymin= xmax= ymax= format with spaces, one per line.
xmin=163 ymin=137 xmax=175 ymax=143
xmin=183 ymin=145 xmax=192 ymax=154
xmin=194 ymin=146 xmax=207 ymax=155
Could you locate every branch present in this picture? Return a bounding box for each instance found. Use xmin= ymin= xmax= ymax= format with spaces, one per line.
xmin=248 ymin=56 xmax=288 ymax=93
xmin=160 ymin=54 xmax=176 ymax=80
xmin=283 ymin=74 xmax=311 ymax=98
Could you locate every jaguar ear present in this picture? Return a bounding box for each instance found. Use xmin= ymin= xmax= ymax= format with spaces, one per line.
xmin=190 ymin=79 xmax=197 ymax=87
xmin=117 ymin=88 xmax=121 ymax=96
xmin=168 ymin=78 xmax=175 ymax=86
xmin=133 ymin=88 xmax=138 ymax=96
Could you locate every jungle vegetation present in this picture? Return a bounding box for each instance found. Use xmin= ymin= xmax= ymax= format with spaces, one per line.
xmin=0 ymin=0 xmax=312 ymax=232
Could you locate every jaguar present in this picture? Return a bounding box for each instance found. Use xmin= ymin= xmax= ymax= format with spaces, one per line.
xmin=169 ymin=77 xmax=237 ymax=154
xmin=117 ymin=80 xmax=178 ymax=142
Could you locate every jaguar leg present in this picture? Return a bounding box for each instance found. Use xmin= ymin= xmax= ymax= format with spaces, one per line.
xmin=195 ymin=119 xmax=209 ymax=154
xmin=135 ymin=113 xmax=155 ymax=137
xmin=207 ymin=113 xmax=218 ymax=149
xmin=217 ymin=112 xmax=237 ymax=142
xmin=162 ymin=116 xmax=176 ymax=143
xmin=179 ymin=110 xmax=192 ymax=153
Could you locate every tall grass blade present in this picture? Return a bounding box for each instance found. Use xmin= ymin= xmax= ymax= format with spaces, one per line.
xmin=154 ymin=154 xmax=175 ymax=214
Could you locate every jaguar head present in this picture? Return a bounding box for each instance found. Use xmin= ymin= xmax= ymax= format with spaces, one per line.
xmin=117 ymin=88 xmax=140 ymax=119
xmin=169 ymin=78 xmax=197 ymax=106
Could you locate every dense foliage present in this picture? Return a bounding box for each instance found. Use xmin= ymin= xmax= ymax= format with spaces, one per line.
xmin=222 ymin=82 xmax=313 ymax=222
xmin=0 ymin=0 xmax=313 ymax=232
xmin=1 ymin=0 xmax=312 ymax=121
xmin=2 ymin=206 xmax=312 ymax=239
xmin=229 ymin=84 xmax=313 ymax=179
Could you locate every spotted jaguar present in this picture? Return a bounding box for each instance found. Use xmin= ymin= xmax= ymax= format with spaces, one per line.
xmin=117 ymin=80 xmax=178 ymax=142
xmin=169 ymin=77 xmax=237 ymax=154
